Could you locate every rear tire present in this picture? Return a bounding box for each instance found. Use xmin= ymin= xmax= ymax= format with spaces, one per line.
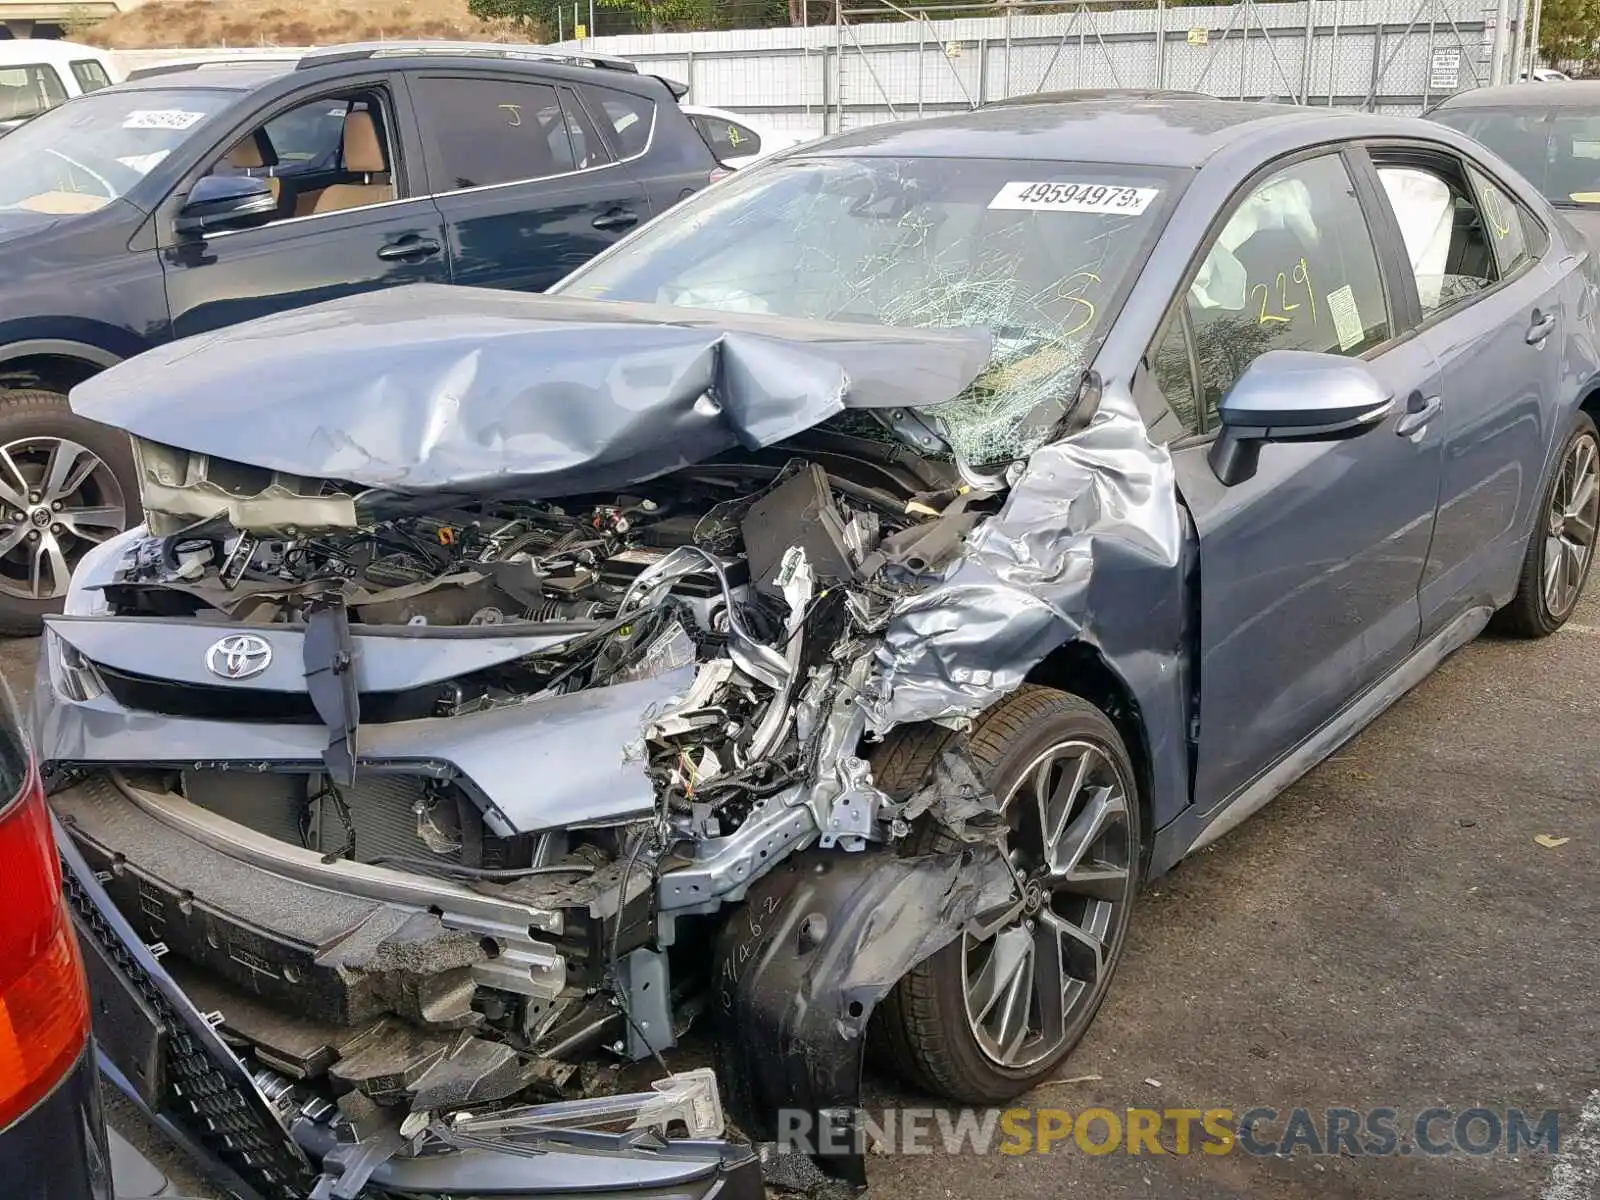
xmin=1493 ymin=410 xmax=1599 ymax=638
xmin=871 ymin=686 xmax=1142 ymax=1103
xmin=0 ymin=389 xmax=138 ymax=637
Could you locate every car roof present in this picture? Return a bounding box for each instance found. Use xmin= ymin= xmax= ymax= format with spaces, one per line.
xmin=806 ymin=96 xmax=1389 ymax=168
xmin=0 ymin=39 xmax=112 ymax=68
xmin=1433 ymin=81 xmax=1600 ymax=109
xmin=109 ymin=42 xmax=667 ymax=97
xmin=108 ymin=63 xmax=295 ymax=93
xmin=984 ymin=87 xmax=1209 ymax=108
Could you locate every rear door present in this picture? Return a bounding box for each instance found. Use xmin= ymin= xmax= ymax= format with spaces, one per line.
xmin=1151 ymin=148 xmax=1445 ymax=810
xmin=580 ymin=82 xmax=721 ymax=217
xmin=156 ymin=76 xmax=450 ymax=338
xmin=1366 ymin=144 xmax=1568 ymax=635
xmin=406 ymin=72 xmax=648 ymax=293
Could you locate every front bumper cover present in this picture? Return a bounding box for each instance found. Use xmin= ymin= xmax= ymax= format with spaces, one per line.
xmin=55 ymin=814 xmax=762 ymax=1200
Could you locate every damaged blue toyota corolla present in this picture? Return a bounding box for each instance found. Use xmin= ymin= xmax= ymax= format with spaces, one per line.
xmin=31 ymin=96 xmax=1600 ymax=1197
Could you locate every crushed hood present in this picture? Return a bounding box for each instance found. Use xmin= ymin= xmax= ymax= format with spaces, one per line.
xmin=71 ymin=285 xmax=993 ymax=501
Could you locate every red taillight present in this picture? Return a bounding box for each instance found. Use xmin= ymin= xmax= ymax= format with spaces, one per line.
xmin=0 ymin=769 xmax=89 ymax=1129
xmin=710 ymin=167 xmax=733 ymax=184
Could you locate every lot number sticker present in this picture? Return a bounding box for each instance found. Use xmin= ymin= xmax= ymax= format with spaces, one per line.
xmin=1327 ymin=284 xmax=1365 ymax=351
xmin=122 ymin=109 xmax=208 ymax=131
xmin=989 ymin=181 xmax=1160 ymax=215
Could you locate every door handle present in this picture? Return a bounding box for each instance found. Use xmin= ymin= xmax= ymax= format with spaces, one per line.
xmin=592 ymin=208 xmax=640 ymax=232
xmin=1396 ymin=393 xmax=1442 ymax=438
xmin=1526 ymin=309 xmax=1557 ymax=345
xmin=377 ymin=237 xmax=442 ymax=262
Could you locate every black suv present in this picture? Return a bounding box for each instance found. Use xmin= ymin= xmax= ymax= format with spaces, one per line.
xmin=0 ymin=42 xmax=722 ymax=633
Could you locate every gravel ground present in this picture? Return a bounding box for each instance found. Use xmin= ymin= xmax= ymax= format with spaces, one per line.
xmin=8 ymin=587 xmax=1596 ymax=1200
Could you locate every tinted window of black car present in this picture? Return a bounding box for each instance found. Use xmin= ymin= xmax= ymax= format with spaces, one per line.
xmin=578 ymin=84 xmax=655 ymax=159
xmin=411 ymin=75 xmax=582 ymax=190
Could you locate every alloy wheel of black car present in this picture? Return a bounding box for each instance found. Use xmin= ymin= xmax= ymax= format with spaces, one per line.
xmin=0 ymin=391 xmax=136 ymax=635
xmin=1495 ymin=411 xmax=1600 ymax=638
xmin=872 ymin=686 xmax=1142 ymax=1103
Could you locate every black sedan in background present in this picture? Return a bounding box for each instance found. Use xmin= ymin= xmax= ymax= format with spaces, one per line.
xmin=1430 ymin=81 xmax=1600 ymax=244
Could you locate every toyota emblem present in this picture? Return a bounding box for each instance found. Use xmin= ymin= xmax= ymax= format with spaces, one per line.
xmin=206 ymin=634 xmax=273 ymax=681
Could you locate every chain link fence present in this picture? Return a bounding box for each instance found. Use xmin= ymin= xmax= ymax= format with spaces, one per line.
xmin=552 ymin=0 xmax=1500 ymax=137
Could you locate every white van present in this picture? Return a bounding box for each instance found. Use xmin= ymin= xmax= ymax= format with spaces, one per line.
xmin=0 ymin=40 xmax=119 ymax=136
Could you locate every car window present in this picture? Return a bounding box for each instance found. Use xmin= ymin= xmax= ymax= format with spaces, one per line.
xmin=581 ymin=85 xmax=656 ymax=159
xmin=1149 ymin=312 xmax=1201 ymax=436
xmin=411 ymin=76 xmax=580 ymax=191
xmin=0 ymin=64 xmax=67 ymax=122
xmin=261 ymin=99 xmax=349 ymax=170
xmin=70 ymin=60 xmax=112 ymax=93
xmin=1185 ymin=153 xmax=1393 ymax=426
xmin=693 ymin=113 xmax=762 ymax=160
xmin=0 ymin=85 xmax=238 ymax=214
xmin=555 ymin=88 xmax=610 ymax=170
xmin=1376 ymin=160 xmax=1497 ymax=319
xmin=1467 ymin=165 xmax=1536 ymax=275
xmin=205 ymin=91 xmax=396 ymax=223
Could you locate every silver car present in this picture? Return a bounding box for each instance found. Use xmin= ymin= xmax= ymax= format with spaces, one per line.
xmin=36 ymin=94 xmax=1600 ymax=1195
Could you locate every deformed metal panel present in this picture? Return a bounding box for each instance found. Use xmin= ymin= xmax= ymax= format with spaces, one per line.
xmin=69 ymin=286 xmax=994 ymax=501
xmin=40 ymin=666 xmax=695 ymax=835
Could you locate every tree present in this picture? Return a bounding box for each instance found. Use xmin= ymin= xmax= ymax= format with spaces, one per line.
xmin=1537 ymin=0 xmax=1600 ymax=66
xmin=466 ymin=0 xmax=563 ymax=36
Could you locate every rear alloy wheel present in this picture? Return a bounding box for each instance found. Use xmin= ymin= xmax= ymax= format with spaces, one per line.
xmin=1495 ymin=411 xmax=1600 ymax=638
xmin=0 ymin=391 xmax=137 ymax=636
xmin=872 ymin=686 xmax=1142 ymax=1103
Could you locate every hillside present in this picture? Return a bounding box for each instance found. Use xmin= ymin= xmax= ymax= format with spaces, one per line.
xmin=81 ymin=0 xmax=527 ymax=49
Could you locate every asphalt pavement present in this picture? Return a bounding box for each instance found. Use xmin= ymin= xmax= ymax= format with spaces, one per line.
xmin=5 ymin=588 xmax=1596 ymax=1200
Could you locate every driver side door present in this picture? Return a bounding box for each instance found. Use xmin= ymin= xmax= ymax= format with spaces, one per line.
xmin=153 ymin=76 xmax=451 ymax=338
xmin=1150 ymin=148 xmax=1445 ymax=812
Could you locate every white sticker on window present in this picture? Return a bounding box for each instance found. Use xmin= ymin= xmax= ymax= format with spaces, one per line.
xmin=122 ymin=109 xmax=207 ymax=131
xmin=989 ymin=181 xmax=1160 ymax=215
xmin=1327 ymin=284 xmax=1364 ymax=351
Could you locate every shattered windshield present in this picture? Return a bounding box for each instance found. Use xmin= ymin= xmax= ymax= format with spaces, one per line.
xmin=0 ymin=86 xmax=236 ymax=215
xmin=558 ymin=155 xmax=1184 ymax=464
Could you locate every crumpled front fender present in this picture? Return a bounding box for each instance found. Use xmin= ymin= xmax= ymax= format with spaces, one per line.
xmin=714 ymin=844 xmax=1015 ymax=1188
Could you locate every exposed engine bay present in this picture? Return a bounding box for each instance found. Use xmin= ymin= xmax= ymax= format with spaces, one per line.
xmin=48 ymin=432 xmax=1007 ymax=1197
xmin=45 ymin=292 xmax=1184 ymax=1200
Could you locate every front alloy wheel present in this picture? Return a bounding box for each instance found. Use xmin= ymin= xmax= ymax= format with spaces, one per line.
xmin=961 ymin=737 xmax=1133 ymax=1071
xmin=873 ymin=686 xmax=1142 ymax=1103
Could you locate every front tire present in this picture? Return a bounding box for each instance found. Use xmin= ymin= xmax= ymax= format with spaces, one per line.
xmin=1494 ymin=410 xmax=1599 ymax=638
xmin=0 ymin=389 xmax=138 ymax=636
xmin=872 ymin=686 xmax=1142 ymax=1103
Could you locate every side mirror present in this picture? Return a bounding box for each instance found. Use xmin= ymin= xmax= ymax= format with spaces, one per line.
xmin=174 ymin=174 xmax=275 ymax=237
xmin=1208 ymin=350 xmax=1395 ymax=486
